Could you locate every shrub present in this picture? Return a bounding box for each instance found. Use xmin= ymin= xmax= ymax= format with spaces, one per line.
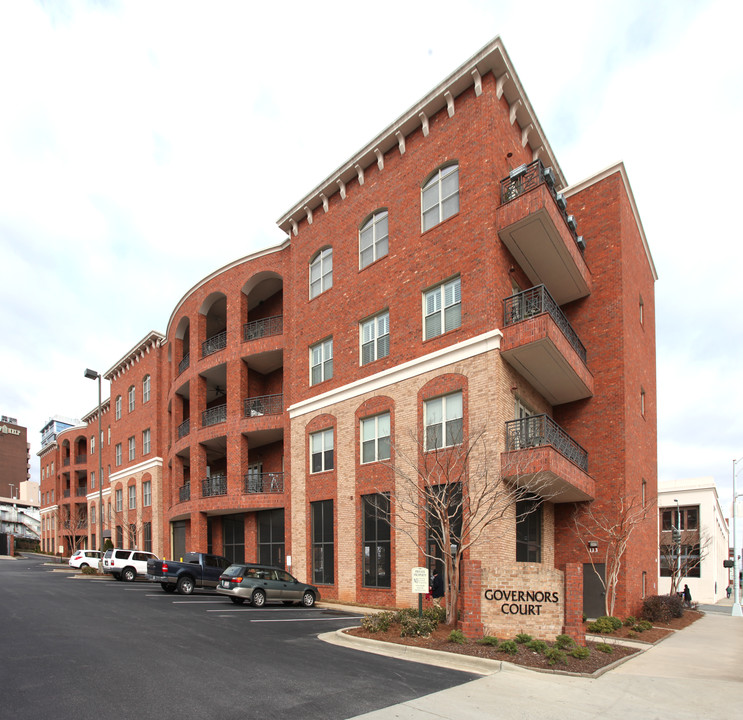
xmin=394 ymin=607 xmax=418 ymax=623
xmin=623 ymin=615 xmax=637 ymax=627
xmin=635 ymin=620 xmax=653 ymax=632
xmin=642 ymin=594 xmax=683 ymax=623
xmin=607 ymin=616 xmax=623 ymax=630
xmin=448 ymin=630 xmax=466 ymax=644
xmin=422 ymin=605 xmax=446 ymax=625
xmin=525 ymin=639 xmax=548 ymax=654
xmin=596 ymin=643 xmax=613 ymax=654
xmin=361 ymin=611 xmax=394 ymax=633
xmin=477 ymin=636 xmax=499 ymax=647
xmin=514 ymin=633 xmax=532 ymax=644
xmin=587 ymin=616 xmax=622 ymax=634
xmin=499 ymin=640 xmax=519 ymax=655
xmin=554 ymin=634 xmax=575 ymax=650
xmin=400 ymin=616 xmax=437 ymax=638
xmin=544 ymin=647 xmax=567 ymax=666
xmin=81 ymin=566 xmax=98 ymax=575
xmin=627 ymin=631 xmax=638 ymax=639
xmin=570 ymin=646 xmax=591 ymax=660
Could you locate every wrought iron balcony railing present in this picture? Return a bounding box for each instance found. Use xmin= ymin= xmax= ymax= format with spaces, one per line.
xmin=177 ymin=418 xmax=190 ymax=439
xmin=75 ymin=487 xmax=87 ymax=497
xmin=244 ymin=394 xmax=283 ymax=418
xmin=244 ymin=472 xmax=284 ymax=494
xmin=202 ymin=330 xmax=227 ymax=358
xmin=63 ymin=489 xmax=71 ymax=498
xmin=505 ymin=414 xmax=588 ymax=473
xmin=178 ymin=353 xmax=190 ymax=375
xmin=179 ymin=484 xmax=190 ymax=502
xmin=202 ymin=475 xmax=227 ymax=497
xmin=63 ymin=458 xmax=70 ymax=467
xmin=499 ymin=159 xmax=583 ymax=251
xmin=244 ymin=315 xmax=283 ymax=342
xmin=503 ymin=285 xmax=587 ymax=363
xmin=75 ymin=455 xmax=86 ymax=465
xmin=202 ymin=404 xmax=227 ymax=427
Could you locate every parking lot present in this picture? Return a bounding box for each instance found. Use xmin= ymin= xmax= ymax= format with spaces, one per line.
xmin=1 ymin=556 xmax=475 ymax=719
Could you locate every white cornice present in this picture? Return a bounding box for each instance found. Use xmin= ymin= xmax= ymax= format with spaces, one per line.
xmin=288 ymin=330 xmax=503 ymax=419
xmin=104 ymin=331 xmax=166 ymax=381
xmin=276 ymin=36 xmax=565 ymax=237
xmin=564 ymin=161 xmax=658 ymax=282
xmin=109 ymin=457 xmax=164 ymax=484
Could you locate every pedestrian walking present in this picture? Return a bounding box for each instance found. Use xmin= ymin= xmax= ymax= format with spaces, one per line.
xmin=430 ymin=569 xmax=445 ymax=608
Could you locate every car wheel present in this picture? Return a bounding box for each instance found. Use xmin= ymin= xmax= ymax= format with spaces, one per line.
xmin=80 ymin=563 xmax=89 ymax=568
xmin=177 ymin=576 xmax=195 ymax=595
xmin=122 ymin=567 xmax=136 ymax=582
xmin=230 ymin=597 xmax=245 ymax=605
xmin=302 ymin=591 xmax=316 ymax=608
xmin=251 ymin=589 xmax=266 ymax=607
xmin=161 ymin=583 xmax=176 ymax=593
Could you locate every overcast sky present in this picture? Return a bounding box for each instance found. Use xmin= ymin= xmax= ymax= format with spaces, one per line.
xmin=2 ymin=0 xmax=742 ymax=516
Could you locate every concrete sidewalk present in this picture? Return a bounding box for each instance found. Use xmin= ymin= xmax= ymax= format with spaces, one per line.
xmin=346 ymin=609 xmax=743 ymax=719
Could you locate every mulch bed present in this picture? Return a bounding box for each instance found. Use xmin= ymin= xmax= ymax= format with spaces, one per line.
xmin=584 ymin=609 xmax=703 ymax=644
xmin=344 ymin=610 xmax=703 ymax=675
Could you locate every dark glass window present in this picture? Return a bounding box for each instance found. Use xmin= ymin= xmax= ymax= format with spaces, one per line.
xmin=363 ymin=495 xmax=391 ymax=588
xmin=311 ymin=500 xmax=334 ymax=585
xmin=143 ymin=522 xmax=152 ymax=553
xmin=516 ymin=499 xmax=542 ymax=563
xmin=258 ymin=508 xmax=285 ymax=568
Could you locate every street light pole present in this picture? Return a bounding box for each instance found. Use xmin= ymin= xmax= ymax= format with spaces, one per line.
xmin=733 ymin=458 xmax=742 ymax=617
xmin=675 ymin=498 xmax=681 ymax=594
xmin=84 ymin=369 xmax=104 ymax=566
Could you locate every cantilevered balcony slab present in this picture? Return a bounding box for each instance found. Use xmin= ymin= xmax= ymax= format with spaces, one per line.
xmin=501 ymin=416 xmax=594 ymax=503
xmin=498 ymin=174 xmax=591 ymax=305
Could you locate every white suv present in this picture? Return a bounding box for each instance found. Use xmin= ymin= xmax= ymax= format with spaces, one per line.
xmin=69 ymin=549 xmax=102 ymax=569
xmin=103 ymin=548 xmax=158 ymax=582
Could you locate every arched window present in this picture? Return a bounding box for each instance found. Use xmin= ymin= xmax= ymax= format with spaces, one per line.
xmin=143 ymin=375 xmax=151 ymax=403
xmin=359 ymin=210 xmax=388 ymax=269
xmin=128 ymin=386 xmax=135 ymax=412
xmin=422 ymin=164 xmax=459 ymax=231
xmin=309 ymin=247 xmax=332 ymax=299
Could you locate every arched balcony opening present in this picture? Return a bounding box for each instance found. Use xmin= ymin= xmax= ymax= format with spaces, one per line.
xmin=242 ymin=273 xmax=283 ymax=343
xmin=200 ymin=293 xmax=227 ymax=358
xmin=175 ymin=317 xmax=191 ymax=375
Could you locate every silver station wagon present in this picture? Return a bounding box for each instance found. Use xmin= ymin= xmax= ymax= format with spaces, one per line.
xmin=216 ymin=564 xmax=320 ymax=607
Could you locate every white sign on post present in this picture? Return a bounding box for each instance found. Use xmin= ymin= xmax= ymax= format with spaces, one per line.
xmin=411 ymin=566 xmax=429 ymax=594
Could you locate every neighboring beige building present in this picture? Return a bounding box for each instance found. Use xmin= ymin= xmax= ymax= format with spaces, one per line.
xmin=658 ymin=478 xmax=729 ymax=603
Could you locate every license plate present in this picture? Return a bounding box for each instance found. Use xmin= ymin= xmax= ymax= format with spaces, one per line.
xmin=222 ymin=580 xmax=230 ymax=588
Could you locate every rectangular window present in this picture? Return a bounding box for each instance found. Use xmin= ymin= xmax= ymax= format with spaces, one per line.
xmin=115 ymin=489 xmax=123 ymax=513
xmin=515 ymin=499 xmax=542 ymax=563
xmin=116 ymin=525 xmax=123 ymax=547
xmin=91 ymin=435 xmax=95 ymax=455
xmin=129 ymin=524 xmax=137 ymax=548
xmin=128 ymin=386 xmax=135 ymax=413
xmin=424 ymin=391 xmax=463 ymax=450
xmin=310 ymin=428 xmax=334 ymax=473
xmin=363 ymin=494 xmax=391 ymax=588
xmin=143 ymin=522 xmax=152 ymax=552
xmin=424 ymin=277 xmax=461 ymax=340
xmin=90 ymin=471 xmax=95 ymax=490
xmin=360 ymin=311 xmax=390 ymax=365
xmin=310 ymin=338 xmax=333 ymax=386
xmin=115 ymin=396 xmax=121 ymax=420
xmin=128 ymin=436 xmax=135 ymax=461
xmin=115 ymin=443 xmax=122 ymax=467
xmin=361 ymin=413 xmax=391 ymax=464
xmin=143 ymin=481 xmax=152 ymax=507
xmin=128 ymin=485 xmax=136 ymax=510
xmin=311 ymin=500 xmax=334 ymax=585
xmin=143 ymin=428 xmax=151 ymax=455
xmin=143 ymin=375 xmax=151 ymax=403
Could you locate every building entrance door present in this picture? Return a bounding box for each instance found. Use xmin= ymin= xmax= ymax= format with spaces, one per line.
xmin=583 ymin=562 xmax=606 ymax=619
xmin=172 ymin=520 xmax=186 ymax=560
xmin=223 ymin=515 xmax=245 ymax=564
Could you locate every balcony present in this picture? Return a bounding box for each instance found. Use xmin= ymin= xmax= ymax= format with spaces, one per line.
xmin=244 ymin=472 xmax=284 ymax=494
xmin=202 ymin=331 xmax=227 ymax=358
xmin=177 ymin=418 xmax=190 ymax=439
xmin=63 ymin=458 xmax=70 ymax=467
xmin=501 ymin=286 xmax=593 ymax=405
xmin=178 ymin=353 xmax=190 ymax=375
xmin=497 ymin=160 xmax=590 ymax=305
xmin=244 ymin=315 xmax=283 ymax=342
xmin=501 ymin=415 xmax=595 ymax=503
xmin=244 ymin=394 xmax=283 ymax=418
xmin=202 ymin=475 xmax=227 ymax=497
xmin=202 ymin=404 xmax=227 ymax=428
xmin=179 ymin=484 xmax=191 ymax=503
xmin=75 ymin=454 xmax=86 ymax=465
xmin=75 ymin=486 xmax=87 ymax=497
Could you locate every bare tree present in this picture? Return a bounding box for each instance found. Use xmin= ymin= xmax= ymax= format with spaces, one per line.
xmin=53 ymin=504 xmax=89 ymax=554
xmin=572 ymin=495 xmax=650 ymax=617
xmin=659 ymin=529 xmax=711 ymax=596
xmin=381 ymin=427 xmax=556 ymax=626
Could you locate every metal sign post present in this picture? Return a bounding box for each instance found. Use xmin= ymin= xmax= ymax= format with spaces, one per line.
xmin=411 ymin=567 xmax=429 ymax=618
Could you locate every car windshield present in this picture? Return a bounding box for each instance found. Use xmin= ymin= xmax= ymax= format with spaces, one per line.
xmin=222 ymin=565 xmax=245 ymax=577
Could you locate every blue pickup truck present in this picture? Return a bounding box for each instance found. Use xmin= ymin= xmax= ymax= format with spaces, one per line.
xmin=147 ymin=553 xmax=231 ymax=595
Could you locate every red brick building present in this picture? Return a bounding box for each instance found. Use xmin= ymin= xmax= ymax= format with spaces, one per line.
xmin=38 ymin=37 xmax=657 ymax=639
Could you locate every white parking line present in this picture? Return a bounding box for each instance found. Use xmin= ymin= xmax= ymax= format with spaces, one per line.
xmin=250 ymin=616 xmax=362 ymax=623
xmin=172 ymin=600 xmax=227 ymax=604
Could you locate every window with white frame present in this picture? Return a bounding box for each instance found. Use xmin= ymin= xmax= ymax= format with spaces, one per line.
xmin=128 ymin=436 xmax=135 ymax=461
xmin=143 ymin=375 xmax=151 ymax=403
xmin=115 ymin=488 xmax=123 ymax=513
xmin=142 ymin=428 xmax=151 ymax=455
xmin=115 ymin=443 xmax=122 ymax=467
xmin=360 ymin=311 xmax=389 ymax=365
xmin=309 ymin=247 xmax=333 ymax=299
xmin=424 ymin=391 xmax=463 ymax=450
xmin=91 ymin=435 xmax=95 ymax=455
xmin=128 ymin=485 xmax=136 ymax=510
xmin=361 ymin=413 xmax=391 ymax=464
xmin=310 ymin=338 xmax=333 ymax=386
xmin=424 ymin=277 xmax=461 ymax=340
xmin=310 ymin=428 xmax=334 ymax=473
xmin=90 ymin=471 xmax=95 ymax=490
xmin=143 ymin=480 xmax=152 ymax=507
xmin=115 ymin=396 xmax=122 ymax=420
xmin=128 ymin=386 xmax=135 ymax=412
xmin=422 ymin=164 xmax=459 ymax=231
xmin=359 ymin=210 xmax=389 ymax=269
